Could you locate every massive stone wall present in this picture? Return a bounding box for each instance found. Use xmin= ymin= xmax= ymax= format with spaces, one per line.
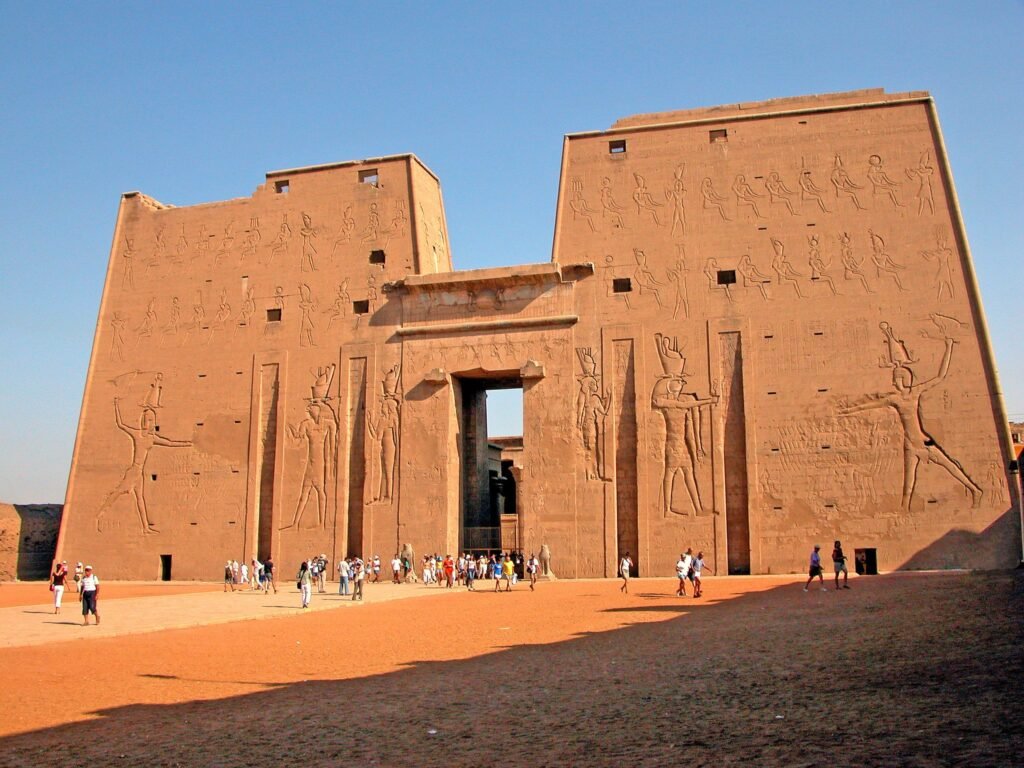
xmin=0 ymin=504 xmax=62 ymax=581
xmin=56 ymin=90 xmax=1020 ymax=580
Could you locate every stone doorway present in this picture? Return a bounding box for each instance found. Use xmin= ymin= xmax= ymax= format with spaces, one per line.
xmin=454 ymin=373 xmax=523 ymax=555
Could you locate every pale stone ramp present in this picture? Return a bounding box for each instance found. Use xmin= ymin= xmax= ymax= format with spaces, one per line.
xmin=0 ymin=581 xmax=458 ymax=649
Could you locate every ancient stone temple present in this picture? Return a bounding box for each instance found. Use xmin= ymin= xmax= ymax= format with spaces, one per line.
xmin=56 ymin=89 xmax=1021 ymax=580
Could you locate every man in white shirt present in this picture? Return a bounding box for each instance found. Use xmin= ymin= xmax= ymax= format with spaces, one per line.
xmin=676 ymin=550 xmax=693 ymax=597
xmin=80 ymin=565 xmax=100 ymax=626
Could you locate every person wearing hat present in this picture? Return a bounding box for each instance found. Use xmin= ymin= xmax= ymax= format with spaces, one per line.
xmin=804 ymin=545 xmax=827 ymax=592
xmin=80 ymin=565 xmax=100 ymax=625
xmin=73 ymin=562 xmax=84 ymax=593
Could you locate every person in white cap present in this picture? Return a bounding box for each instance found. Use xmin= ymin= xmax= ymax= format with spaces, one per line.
xmin=73 ymin=562 xmax=84 ymax=593
xmin=80 ymin=565 xmax=100 ymax=625
xmin=804 ymin=545 xmax=827 ymax=592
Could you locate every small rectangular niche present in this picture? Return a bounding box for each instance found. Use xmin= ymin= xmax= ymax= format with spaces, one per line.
xmin=369 ymin=249 xmax=386 ymax=265
xmin=709 ymin=128 xmax=728 ymax=143
xmin=612 ymin=277 xmax=632 ymax=293
xmin=608 ymin=139 xmax=627 ymax=155
xmin=717 ymin=270 xmax=736 ymax=285
xmin=798 ymin=120 xmax=808 ymax=125
xmin=770 ymin=447 xmax=780 ymax=453
xmin=757 ymin=226 xmax=768 ymax=231
xmin=266 ymin=308 xmax=282 ymax=322
xmin=817 ymin=388 xmax=829 ymax=393
xmin=806 ymin=223 xmax=816 ymax=227
xmin=195 ymin=422 xmax=204 ymax=427
xmin=359 ymin=169 xmax=379 ymax=187
xmin=192 ymin=471 xmax=200 ymax=476
xmin=821 ymin=444 xmax=832 ymax=450
xmin=235 ymin=370 xmax=244 ymax=375
xmin=353 ymin=299 xmax=370 ymax=315
xmin=767 ymin=391 xmax=777 ymax=395
xmin=772 ymin=506 xmax=783 ymax=511
xmin=813 ymin=331 xmax=825 ymax=336
xmin=763 ymin=334 xmax=774 ymax=339
xmin=274 ymin=180 xmax=290 ymax=194
xmin=154 ymin=425 xmax=160 ymax=432
xmin=824 ymin=503 xmax=836 ymax=509
xmin=151 ymin=474 xmax=158 ymax=481
xmin=233 ymin=419 xmax=242 ymax=424
xmin=189 ymin=522 xmax=198 ymax=526
xmin=197 ymin=373 xmax=207 ymax=378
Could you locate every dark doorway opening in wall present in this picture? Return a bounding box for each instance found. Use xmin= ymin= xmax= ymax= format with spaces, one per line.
xmin=855 ymin=548 xmax=878 ymax=575
xmin=455 ymin=373 xmax=523 ymax=557
xmin=160 ymin=554 xmax=172 ymax=581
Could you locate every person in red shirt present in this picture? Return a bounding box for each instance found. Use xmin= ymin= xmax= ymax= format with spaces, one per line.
xmin=442 ymin=555 xmax=455 ymax=589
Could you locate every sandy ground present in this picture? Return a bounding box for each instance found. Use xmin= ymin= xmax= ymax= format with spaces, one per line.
xmin=0 ymin=571 xmax=1020 ymax=767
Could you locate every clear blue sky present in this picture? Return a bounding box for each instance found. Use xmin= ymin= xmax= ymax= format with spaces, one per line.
xmin=1 ymin=2 xmax=1021 ymax=503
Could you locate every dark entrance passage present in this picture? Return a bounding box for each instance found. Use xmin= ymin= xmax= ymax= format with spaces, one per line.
xmin=455 ymin=373 xmax=523 ymax=556
xmin=160 ymin=554 xmax=172 ymax=581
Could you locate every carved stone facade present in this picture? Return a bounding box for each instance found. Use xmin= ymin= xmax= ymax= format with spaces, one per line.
xmin=56 ymin=90 xmax=1020 ymax=579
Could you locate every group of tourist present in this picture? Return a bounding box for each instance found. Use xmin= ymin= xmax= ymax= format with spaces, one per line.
xmin=616 ymin=549 xmax=711 ymax=597
xmin=222 ymin=556 xmax=278 ymax=593
xmin=804 ymin=540 xmax=851 ymax=592
xmin=50 ymin=560 xmax=99 ymax=624
xmin=418 ymin=552 xmax=540 ymax=592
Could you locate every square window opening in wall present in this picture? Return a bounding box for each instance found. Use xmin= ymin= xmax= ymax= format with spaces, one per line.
xmin=717 ymin=269 xmax=737 ymax=285
xmin=709 ymin=128 xmax=728 ymax=143
xmin=359 ymin=169 xmax=379 ymax=187
xmin=266 ymin=308 xmax=282 ymax=322
xmin=369 ymin=249 xmax=386 ymax=265
xmin=608 ymin=139 xmax=626 ymax=155
xmin=274 ymin=180 xmax=290 ymax=194
xmin=612 ymin=277 xmax=632 ymax=293
xmin=353 ymin=299 xmax=370 ymax=315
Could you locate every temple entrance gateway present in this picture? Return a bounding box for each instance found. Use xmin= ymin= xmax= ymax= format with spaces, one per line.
xmin=454 ymin=373 xmax=523 ymax=555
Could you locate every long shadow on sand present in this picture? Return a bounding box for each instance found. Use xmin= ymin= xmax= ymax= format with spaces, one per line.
xmin=0 ymin=571 xmax=1020 ymax=768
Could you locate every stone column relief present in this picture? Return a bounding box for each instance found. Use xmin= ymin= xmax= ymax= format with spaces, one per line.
xmin=368 ymin=363 xmax=401 ymax=504
xmin=838 ymin=318 xmax=982 ymax=510
xmin=575 ymin=347 xmax=610 ymax=481
xmin=651 ymin=334 xmax=718 ymax=516
xmin=280 ymin=365 xmax=339 ymax=530
xmin=96 ymin=373 xmax=192 ymax=535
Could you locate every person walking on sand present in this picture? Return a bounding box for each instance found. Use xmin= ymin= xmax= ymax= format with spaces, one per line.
xmin=51 ymin=561 xmax=68 ymax=614
xmin=619 ymin=551 xmax=633 ymax=593
xmin=223 ymin=561 xmax=235 ymax=592
xmin=391 ymin=554 xmax=403 ymax=584
xmin=73 ymin=562 xmax=84 ymax=593
xmin=297 ymin=561 xmax=313 ymax=608
xmin=338 ymin=558 xmax=351 ymax=595
xmin=832 ymin=540 xmax=850 ymax=590
xmin=527 ymin=553 xmax=539 ymax=592
xmin=80 ymin=565 xmax=100 ymax=625
xmin=804 ymin=545 xmax=827 ymax=592
xmin=675 ymin=550 xmax=693 ymax=597
xmin=502 ymin=554 xmax=515 ymax=592
xmin=264 ymin=556 xmax=277 ymax=593
xmin=692 ymin=551 xmax=712 ymax=598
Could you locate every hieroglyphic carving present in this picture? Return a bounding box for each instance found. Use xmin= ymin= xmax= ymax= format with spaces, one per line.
xmin=182 ymin=291 xmax=205 ymax=345
xmin=599 ymin=177 xmax=626 ymax=229
xmin=299 ymin=213 xmax=319 ymax=272
xmin=325 ymin=280 xmax=350 ymax=330
xmin=150 ymin=227 xmax=167 ymax=269
xmin=632 ymin=173 xmax=663 ymax=225
xmin=830 ymin=154 xmax=865 ymax=210
xmin=391 ymin=200 xmax=408 ymax=238
xmin=764 ymin=172 xmax=799 ymax=215
xmin=920 ymin=229 xmax=956 ymax=300
xmin=281 ymin=365 xmax=339 ymax=529
xmin=162 ymin=296 xmax=181 ymax=339
xmin=770 ymin=238 xmax=806 ymax=298
xmin=839 ymin=232 xmax=874 ymax=294
xmin=867 ymin=155 xmax=903 ymax=209
xmin=237 ymin=287 xmax=256 ymax=327
xmin=575 ymin=348 xmax=610 ymax=481
xmin=665 ymin=165 xmax=686 ymax=235
xmin=298 ymin=283 xmax=317 ymax=347
xmin=632 ymin=248 xmax=665 ymax=308
xmin=215 ymin=222 xmax=235 ymax=264
xmin=651 ymin=334 xmax=717 ymax=516
xmin=732 ymin=174 xmax=765 ymax=218
xmin=738 ymin=252 xmax=772 ymax=301
xmin=135 ymin=299 xmax=158 ymax=346
xmin=332 ymin=205 xmax=356 ymax=258
xmin=368 ymin=363 xmax=401 ymax=503
xmin=174 ymin=224 xmax=188 ymax=264
xmin=807 ymin=234 xmax=839 ymax=295
xmin=604 ymin=255 xmax=631 ymax=310
xmin=110 ymin=312 xmax=128 ymax=361
xmin=868 ymin=230 xmax=907 ymax=291
xmin=905 ymin=151 xmax=936 ymax=215
xmin=569 ymin=177 xmax=597 ymax=232
xmin=799 ymin=165 xmax=831 ymax=213
xmin=667 ymin=245 xmax=690 ymax=319
xmin=701 ymin=177 xmax=731 ymax=220
xmin=211 ymin=290 xmax=232 ymax=336
xmin=838 ymin=320 xmax=982 ymax=509
xmin=240 ymin=217 xmax=260 ymax=264
xmin=121 ymin=237 xmax=136 ymax=289
xmin=96 ymin=374 xmax=192 ymax=534
xmin=361 ymin=203 xmax=382 ymax=243
xmin=269 ymin=214 xmax=292 ymax=264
